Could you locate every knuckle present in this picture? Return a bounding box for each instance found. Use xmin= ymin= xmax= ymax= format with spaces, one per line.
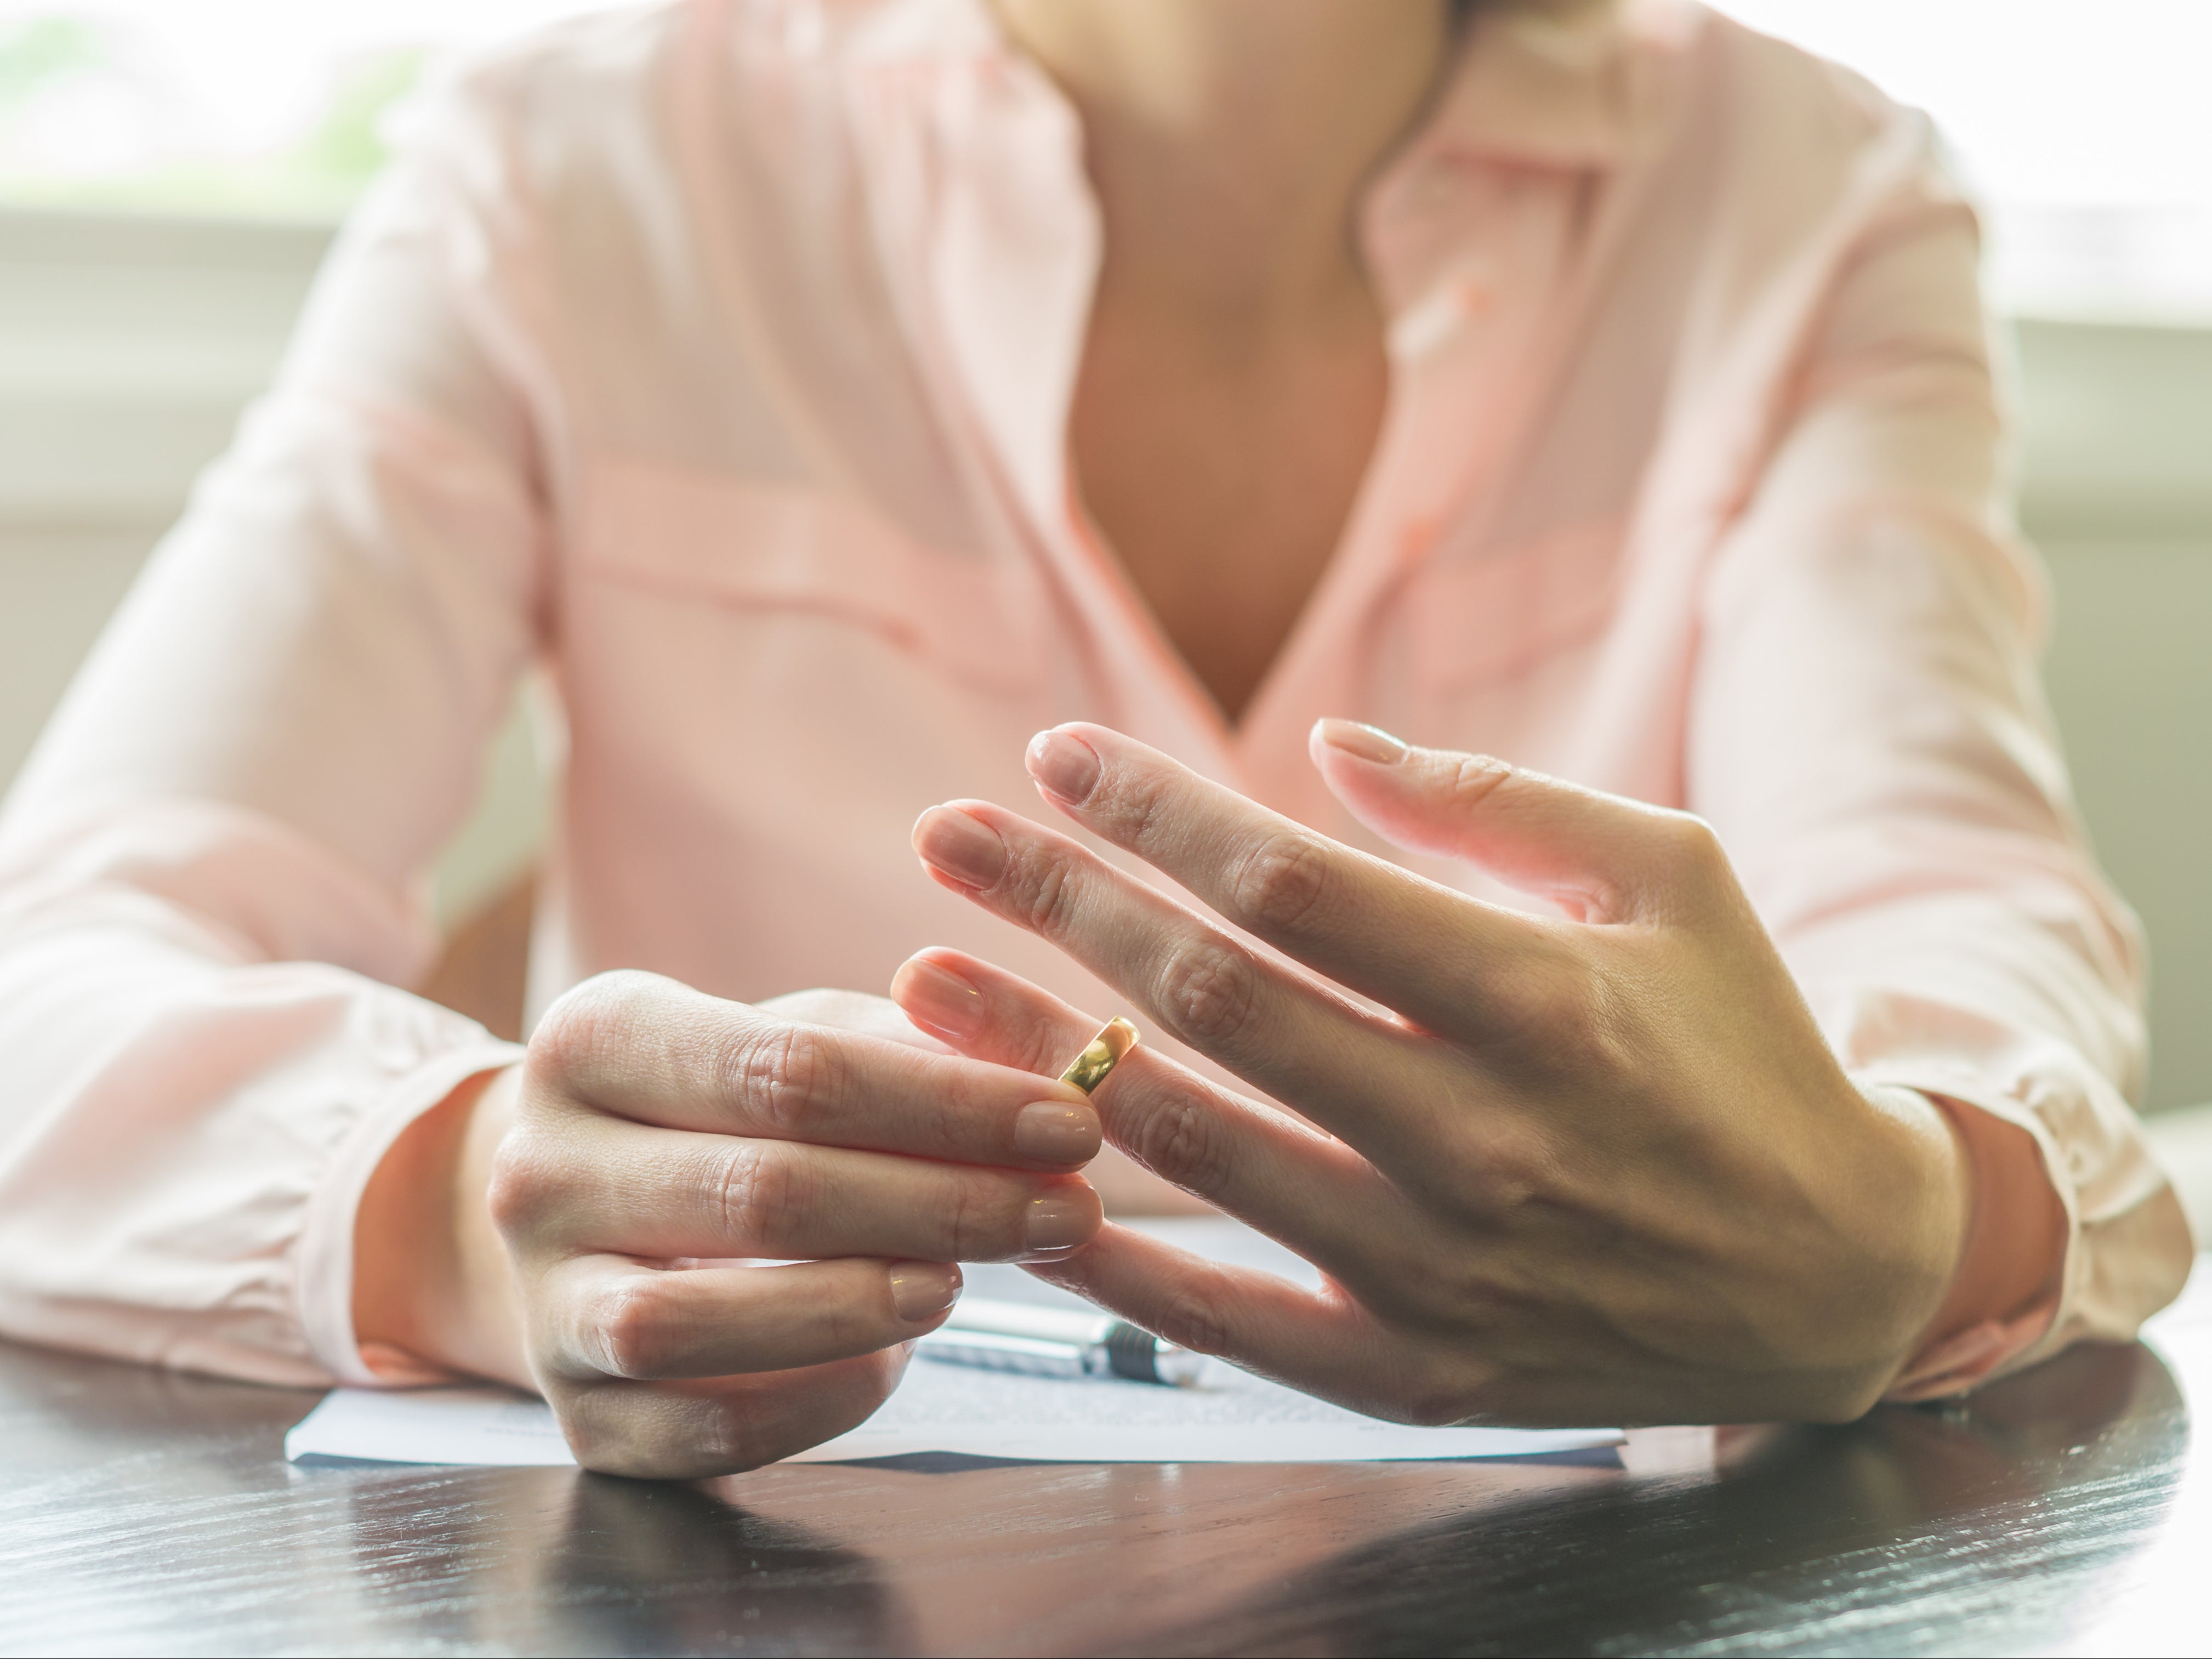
xmin=1155 ymin=1280 xmax=1238 ymax=1361
xmin=698 ymin=1400 xmax=771 ymax=1474
xmin=1445 ymin=754 xmax=1515 ymax=814
xmin=593 ymin=1276 xmax=675 ymax=1380
xmin=1156 ymin=939 xmax=1260 ymax=1048
xmin=547 ymin=1390 xmax=623 ymax=1471
xmin=727 ymin=1021 xmax=835 ymax=1137
xmin=940 ymin=1177 xmax=1007 ymax=1260
xmin=1016 ymin=850 xmax=1082 ymax=941
xmin=1125 ymin=1094 xmax=1229 ymax=1195
xmin=550 ymin=1408 xmax=612 ymax=1473
xmin=713 ymin=1141 xmax=808 ymax=1246
xmin=527 ymin=969 xmax=664 ymax=1090
xmin=1227 ymin=831 xmax=1333 ymax=934
xmin=482 ymin=1130 xmax=555 ymax=1241
xmin=1101 ymin=766 xmax=1174 ymax=853
xmin=1664 ymin=810 xmax=1723 ymax=860
xmin=1654 ymin=810 xmax=1728 ymax=887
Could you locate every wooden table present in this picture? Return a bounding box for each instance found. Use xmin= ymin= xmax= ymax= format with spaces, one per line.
xmin=3 ymin=1268 xmax=2207 ymax=1657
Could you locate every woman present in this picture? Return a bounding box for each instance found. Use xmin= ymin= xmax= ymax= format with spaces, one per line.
xmin=0 ymin=0 xmax=2188 ymax=1476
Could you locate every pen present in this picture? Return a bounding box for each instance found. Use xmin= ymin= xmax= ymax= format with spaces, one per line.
xmin=912 ymin=1017 xmax=1194 ymax=1384
xmin=915 ymin=1297 xmax=1205 ymax=1386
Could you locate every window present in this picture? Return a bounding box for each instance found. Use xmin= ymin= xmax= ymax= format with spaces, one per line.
xmin=1 ymin=1 xmax=2205 ymax=320
xmin=1712 ymin=1 xmax=2212 ymax=322
xmin=0 ymin=2 xmax=595 ymax=218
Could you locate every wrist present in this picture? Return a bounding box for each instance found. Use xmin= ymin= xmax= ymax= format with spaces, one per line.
xmin=1808 ymin=1079 xmax=1976 ymax=1414
xmin=354 ymin=1063 xmax=531 ymax=1389
xmin=1887 ymin=1088 xmax=2067 ymax=1396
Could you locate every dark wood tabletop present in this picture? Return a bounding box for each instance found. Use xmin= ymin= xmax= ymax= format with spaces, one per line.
xmin=3 ymin=1265 xmax=2206 ymax=1658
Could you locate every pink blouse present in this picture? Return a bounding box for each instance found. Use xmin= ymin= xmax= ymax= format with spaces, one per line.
xmin=0 ymin=0 xmax=2190 ymax=1399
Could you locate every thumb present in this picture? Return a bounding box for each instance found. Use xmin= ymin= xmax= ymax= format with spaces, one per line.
xmin=1307 ymin=719 xmax=1717 ymax=924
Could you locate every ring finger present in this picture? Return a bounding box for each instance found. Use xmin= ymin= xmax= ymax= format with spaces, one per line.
xmin=890 ymin=947 xmax=1395 ymax=1279
xmin=911 ymin=799 xmax=1457 ymax=1175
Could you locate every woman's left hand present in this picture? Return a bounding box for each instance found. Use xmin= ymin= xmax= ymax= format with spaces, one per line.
xmin=892 ymin=720 xmax=1975 ymax=1427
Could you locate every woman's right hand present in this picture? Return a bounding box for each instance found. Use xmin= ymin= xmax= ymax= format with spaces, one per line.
xmin=361 ymin=970 xmax=1105 ymax=1478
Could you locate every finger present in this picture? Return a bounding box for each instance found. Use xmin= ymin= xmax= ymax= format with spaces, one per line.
xmin=511 ymin=1118 xmax=1103 ymax=1263
xmin=537 ymin=1254 xmax=963 ymax=1382
xmin=890 ymin=947 xmax=1395 ymax=1270
xmin=1020 ymin=722 xmax=1567 ymax=1042
xmin=553 ymin=1349 xmax=904 ymax=1479
xmin=1024 ymin=1225 xmax=1420 ymax=1420
xmin=909 ymin=797 xmax=1458 ymax=1165
xmin=530 ymin=970 xmax=1099 ymax=1169
xmin=753 ymin=987 xmax=954 ymax=1054
xmin=1309 ymin=719 xmax=1727 ymax=925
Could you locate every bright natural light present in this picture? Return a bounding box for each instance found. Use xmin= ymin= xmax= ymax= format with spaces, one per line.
xmin=1714 ymin=1 xmax=2212 ymax=320
xmin=0 ymin=2 xmax=603 ymax=215
xmin=1 ymin=0 xmax=2207 ymax=317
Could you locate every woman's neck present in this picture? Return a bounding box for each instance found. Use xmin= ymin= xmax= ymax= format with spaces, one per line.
xmin=991 ymin=0 xmax=1453 ymax=323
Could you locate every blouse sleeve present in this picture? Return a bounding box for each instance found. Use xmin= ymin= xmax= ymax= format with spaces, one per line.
xmin=0 ymin=66 xmax=546 ymax=1385
xmin=1689 ymin=164 xmax=2194 ymax=1395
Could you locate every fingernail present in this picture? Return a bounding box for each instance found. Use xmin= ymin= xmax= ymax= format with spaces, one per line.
xmin=891 ymin=956 xmax=984 ymax=1039
xmin=1014 ymin=1100 xmax=1102 ymax=1164
xmin=913 ymin=806 xmax=1008 ymax=888
xmin=1026 ymin=728 xmax=1102 ymax=805
xmin=1024 ymin=1192 xmax=1096 ymax=1254
xmin=1316 ymin=719 xmax=1409 ymax=765
xmin=889 ymin=1261 xmax=962 ymax=1322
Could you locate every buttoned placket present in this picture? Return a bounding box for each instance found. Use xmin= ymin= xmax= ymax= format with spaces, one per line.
xmin=1230 ymin=149 xmax=1597 ymax=830
xmin=897 ymin=41 xmax=1251 ymax=792
xmin=889 ymin=9 xmax=1619 ymax=829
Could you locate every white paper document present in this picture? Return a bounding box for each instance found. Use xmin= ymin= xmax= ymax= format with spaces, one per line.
xmin=288 ymin=1384 xmax=579 ymax=1467
xmin=285 ymin=1219 xmax=1623 ymax=1468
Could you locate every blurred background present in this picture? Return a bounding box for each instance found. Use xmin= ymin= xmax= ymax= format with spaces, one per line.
xmin=1 ymin=2 xmax=2207 ymax=1106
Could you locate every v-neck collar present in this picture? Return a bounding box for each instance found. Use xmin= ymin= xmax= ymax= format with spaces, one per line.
xmin=848 ymin=0 xmax=1676 ymax=798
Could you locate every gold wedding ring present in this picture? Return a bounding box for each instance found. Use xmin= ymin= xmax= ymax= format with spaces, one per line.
xmin=1057 ymin=1017 xmax=1140 ymax=1095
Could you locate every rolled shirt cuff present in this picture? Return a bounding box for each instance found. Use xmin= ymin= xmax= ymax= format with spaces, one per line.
xmin=1863 ymin=1071 xmax=2074 ymax=1400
